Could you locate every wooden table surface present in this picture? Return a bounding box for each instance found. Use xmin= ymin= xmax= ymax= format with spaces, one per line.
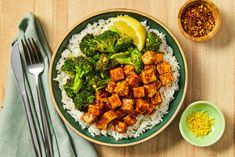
xmin=0 ymin=0 xmax=234 ymax=156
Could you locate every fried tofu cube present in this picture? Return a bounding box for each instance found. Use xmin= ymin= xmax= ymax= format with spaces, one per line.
xmin=96 ymin=90 xmax=109 ymax=102
xmin=116 ymin=109 xmax=128 ymax=120
xmin=144 ymin=82 xmax=158 ymax=97
xmin=144 ymin=64 xmax=156 ymax=72
xmin=142 ymin=51 xmax=164 ymax=64
xmin=151 ymin=91 xmax=162 ymax=105
xmin=96 ymin=110 xmax=118 ymax=130
xmin=114 ymin=81 xmax=129 ymax=96
xmin=112 ymin=121 xmax=127 ymax=133
xmin=126 ymin=73 xmax=141 ymax=87
xmin=105 ymin=81 xmax=116 ymax=94
xmin=96 ymin=118 xmax=109 ymax=130
xmin=142 ymin=51 xmax=158 ymax=64
xmin=121 ymin=98 xmax=134 ymax=113
xmin=141 ymin=68 xmax=157 ymax=84
xmin=103 ymin=110 xmax=118 ymax=122
xmin=82 ymin=112 xmax=97 ymax=124
xmin=88 ymin=105 xmax=100 ymax=116
xmin=157 ymin=62 xmax=171 ymax=75
xmin=123 ymin=65 xmax=135 ymax=75
xmin=88 ymin=102 xmax=104 ymax=116
xmin=108 ymin=94 xmax=122 ymax=109
xmin=110 ymin=67 xmax=125 ymax=81
xmin=133 ymin=86 xmax=145 ymax=98
xmin=144 ymin=103 xmax=156 ymax=115
xmin=159 ymin=72 xmax=174 ymax=86
xmin=123 ymin=115 xmax=137 ymax=126
xmin=155 ymin=53 xmax=164 ymax=64
xmin=136 ymin=99 xmax=150 ymax=113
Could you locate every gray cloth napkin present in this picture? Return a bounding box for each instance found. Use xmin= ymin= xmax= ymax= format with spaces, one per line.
xmin=0 ymin=13 xmax=98 ymax=157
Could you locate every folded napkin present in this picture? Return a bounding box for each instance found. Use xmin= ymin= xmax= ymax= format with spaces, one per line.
xmin=0 ymin=13 xmax=98 ymax=157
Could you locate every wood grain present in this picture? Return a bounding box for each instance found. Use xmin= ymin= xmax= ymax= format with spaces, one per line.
xmin=0 ymin=0 xmax=234 ymax=156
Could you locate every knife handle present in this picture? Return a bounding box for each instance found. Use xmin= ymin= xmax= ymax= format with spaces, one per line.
xmin=20 ymin=89 xmax=42 ymax=157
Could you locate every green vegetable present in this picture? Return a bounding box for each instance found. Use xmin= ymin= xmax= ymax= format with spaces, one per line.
xmin=110 ymin=48 xmax=144 ymax=73
xmin=85 ymin=73 xmax=110 ymax=91
xmin=63 ymin=79 xmax=75 ymax=98
xmin=61 ymin=58 xmax=76 ymax=77
xmin=100 ymin=70 xmax=109 ymax=79
xmin=87 ymin=53 xmax=100 ymax=64
xmin=75 ymin=56 xmax=93 ymax=77
xmin=72 ymin=56 xmax=93 ymax=93
xmin=79 ymin=30 xmax=120 ymax=56
xmin=95 ymin=53 xmax=110 ymax=71
xmin=73 ymin=87 xmax=95 ymax=111
xmin=61 ymin=58 xmax=74 ymax=71
xmin=95 ymin=30 xmax=120 ymax=53
xmin=145 ymin=32 xmax=162 ymax=51
xmin=114 ymin=37 xmax=133 ymax=52
xmin=79 ymin=34 xmax=98 ymax=57
xmin=62 ymin=56 xmax=93 ymax=95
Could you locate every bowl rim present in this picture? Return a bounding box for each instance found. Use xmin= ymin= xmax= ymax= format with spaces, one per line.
xmin=179 ymin=100 xmax=225 ymax=147
xmin=49 ymin=8 xmax=188 ymax=147
xmin=177 ymin=0 xmax=221 ymax=41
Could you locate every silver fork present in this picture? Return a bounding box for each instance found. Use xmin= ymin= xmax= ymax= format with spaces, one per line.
xmin=21 ymin=38 xmax=53 ymax=157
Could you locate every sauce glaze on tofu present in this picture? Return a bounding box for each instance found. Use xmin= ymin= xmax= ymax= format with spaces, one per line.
xmin=82 ymin=50 xmax=174 ymax=133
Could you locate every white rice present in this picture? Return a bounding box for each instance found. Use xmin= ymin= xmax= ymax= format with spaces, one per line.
xmin=54 ymin=17 xmax=180 ymax=141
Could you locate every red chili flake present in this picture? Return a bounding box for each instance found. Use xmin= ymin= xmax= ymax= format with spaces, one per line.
xmin=181 ymin=4 xmax=215 ymax=37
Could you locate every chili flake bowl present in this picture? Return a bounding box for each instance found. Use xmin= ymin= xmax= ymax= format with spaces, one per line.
xmin=179 ymin=101 xmax=225 ymax=147
xmin=178 ymin=0 xmax=221 ymax=41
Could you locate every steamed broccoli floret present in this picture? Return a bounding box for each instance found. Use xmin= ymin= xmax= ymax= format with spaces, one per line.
xmin=99 ymin=70 xmax=109 ymax=79
xmin=145 ymin=32 xmax=162 ymax=51
xmin=72 ymin=67 xmax=84 ymax=94
xmin=79 ymin=30 xmax=120 ymax=55
xmin=72 ymin=56 xmax=93 ymax=93
xmin=61 ymin=58 xmax=74 ymax=71
xmin=61 ymin=58 xmax=76 ymax=77
xmin=73 ymin=87 xmax=95 ymax=111
xmin=95 ymin=30 xmax=120 ymax=53
xmin=62 ymin=56 xmax=93 ymax=95
xmin=95 ymin=53 xmax=110 ymax=71
xmin=87 ymin=53 xmax=100 ymax=65
xmin=110 ymin=48 xmax=144 ymax=73
xmin=114 ymin=37 xmax=133 ymax=52
xmin=85 ymin=73 xmax=110 ymax=91
xmin=63 ymin=79 xmax=75 ymax=98
xmin=75 ymin=56 xmax=93 ymax=76
xmin=79 ymin=34 xmax=98 ymax=57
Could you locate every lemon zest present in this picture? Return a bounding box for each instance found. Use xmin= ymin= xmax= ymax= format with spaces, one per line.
xmin=186 ymin=111 xmax=214 ymax=137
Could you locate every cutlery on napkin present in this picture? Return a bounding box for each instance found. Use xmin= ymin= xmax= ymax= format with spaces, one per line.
xmin=0 ymin=12 xmax=98 ymax=157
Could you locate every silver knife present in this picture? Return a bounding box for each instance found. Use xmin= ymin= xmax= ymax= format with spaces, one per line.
xmin=11 ymin=42 xmax=42 ymax=157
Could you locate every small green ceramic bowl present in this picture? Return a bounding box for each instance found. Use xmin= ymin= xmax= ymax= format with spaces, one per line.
xmin=179 ymin=101 xmax=225 ymax=147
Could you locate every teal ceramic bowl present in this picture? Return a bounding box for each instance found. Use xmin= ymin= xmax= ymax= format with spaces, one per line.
xmin=49 ymin=9 xmax=188 ymax=146
xmin=179 ymin=101 xmax=225 ymax=147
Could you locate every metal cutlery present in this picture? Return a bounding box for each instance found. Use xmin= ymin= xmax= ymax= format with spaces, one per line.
xmin=11 ymin=42 xmax=42 ymax=157
xmin=21 ymin=38 xmax=53 ymax=157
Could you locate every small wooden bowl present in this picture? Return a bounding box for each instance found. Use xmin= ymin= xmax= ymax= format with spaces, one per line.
xmin=178 ymin=0 xmax=221 ymax=41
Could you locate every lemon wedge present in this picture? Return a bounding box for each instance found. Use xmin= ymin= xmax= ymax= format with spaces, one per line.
xmin=112 ymin=16 xmax=146 ymax=50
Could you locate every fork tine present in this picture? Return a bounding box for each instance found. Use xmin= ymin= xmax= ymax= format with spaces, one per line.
xmin=24 ymin=38 xmax=36 ymax=64
xmin=27 ymin=38 xmax=40 ymax=64
xmin=21 ymin=39 xmax=32 ymax=65
xmin=30 ymin=38 xmax=43 ymax=63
